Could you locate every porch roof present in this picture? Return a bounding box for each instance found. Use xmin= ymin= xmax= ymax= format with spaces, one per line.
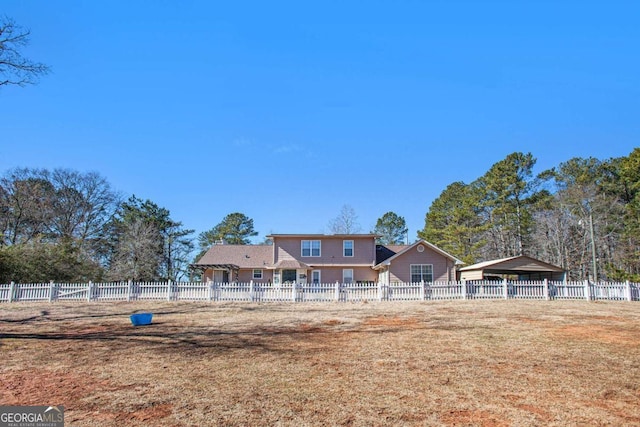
xmin=190 ymin=263 xmax=240 ymax=271
xmin=192 ymin=244 xmax=273 ymax=269
xmin=269 ymin=259 xmax=311 ymax=270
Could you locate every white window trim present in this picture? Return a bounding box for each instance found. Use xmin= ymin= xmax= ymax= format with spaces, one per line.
xmin=343 ymin=268 xmax=354 ymax=283
xmin=253 ymin=269 xmax=263 ymax=280
xmin=301 ymin=240 xmax=321 ymax=257
xmin=343 ymin=240 xmax=354 ymax=257
xmin=410 ymin=264 xmax=433 ymax=283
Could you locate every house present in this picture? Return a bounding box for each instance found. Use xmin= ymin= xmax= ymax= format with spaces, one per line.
xmin=191 ymin=234 xmax=463 ymax=284
xmin=458 ymin=255 xmax=566 ymax=281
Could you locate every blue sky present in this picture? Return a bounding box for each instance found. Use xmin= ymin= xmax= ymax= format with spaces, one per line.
xmin=2 ymin=1 xmax=638 ymax=242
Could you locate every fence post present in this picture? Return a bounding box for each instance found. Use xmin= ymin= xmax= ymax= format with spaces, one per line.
xmin=207 ymin=280 xmax=213 ymax=301
xmin=9 ymin=281 xmax=15 ymax=302
xmin=543 ymin=279 xmax=550 ymax=301
xmin=292 ymin=282 xmax=297 ymax=302
xmin=167 ymin=280 xmax=172 ymax=302
xmin=503 ymin=278 xmax=508 ymax=299
xmin=250 ymin=280 xmax=255 ymax=302
xmin=335 ymin=281 xmax=340 ymax=302
xmin=49 ymin=280 xmax=55 ymax=302
xmin=462 ymin=280 xmax=467 ymax=300
xmin=87 ymin=281 xmax=93 ymax=302
xmin=584 ymin=280 xmax=591 ymax=301
xmin=127 ymin=280 xmax=132 ymax=301
xmin=626 ymin=280 xmax=632 ymax=302
xmin=419 ymin=281 xmax=425 ymax=300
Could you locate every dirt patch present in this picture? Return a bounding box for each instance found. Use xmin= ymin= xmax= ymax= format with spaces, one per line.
xmin=363 ymin=315 xmax=420 ymax=327
xmin=441 ymin=409 xmax=510 ymax=427
xmin=552 ymin=324 xmax=640 ymax=347
xmin=1 ymin=369 xmax=107 ymax=407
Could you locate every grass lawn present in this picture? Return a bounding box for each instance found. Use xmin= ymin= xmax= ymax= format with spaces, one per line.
xmin=1 ymin=300 xmax=639 ymax=426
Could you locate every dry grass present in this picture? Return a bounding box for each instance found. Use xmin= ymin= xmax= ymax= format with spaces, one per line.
xmin=1 ymin=300 xmax=640 ymax=426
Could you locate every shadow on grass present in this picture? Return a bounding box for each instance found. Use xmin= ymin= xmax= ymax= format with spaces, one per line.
xmin=0 ymin=320 xmax=467 ymax=356
xmin=0 ymin=306 xmax=211 ymax=324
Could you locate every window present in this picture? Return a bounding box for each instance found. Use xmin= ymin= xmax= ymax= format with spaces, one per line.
xmin=343 ymin=269 xmax=354 ymax=284
xmin=253 ymin=269 xmax=263 ymax=280
xmin=312 ymin=270 xmax=321 ymax=285
xmin=343 ymin=240 xmax=354 ymax=257
xmin=411 ymin=264 xmax=433 ymax=283
xmin=301 ymin=240 xmax=321 ymax=257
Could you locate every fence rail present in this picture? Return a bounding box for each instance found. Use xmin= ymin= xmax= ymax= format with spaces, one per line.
xmin=1 ymin=279 xmax=638 ymax=303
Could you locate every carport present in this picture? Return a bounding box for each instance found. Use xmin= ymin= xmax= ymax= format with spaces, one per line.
xmin=458 ymin=255 xmax=566 ymax=281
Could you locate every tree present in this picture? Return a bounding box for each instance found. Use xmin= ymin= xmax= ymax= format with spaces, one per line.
xmin=328 ymin=205 xmax=362 ymax=234
xmin=107 ymin=196 xmax=194 ymax=281
xmin=106 ymin=217 xmax=162 ymax=282
xmin=419 ymin=182 xmax=486 ymax=264
xmin=0 ymin=169 xmax=54 ymax=245
xmin=476 ymin=152 xmax=546 ymax=258
xmin=373 ymin=211 xmax=408 ymax=244
xmin=198 ymin=212 xmax=258 ymax=253
xmin=0 ymin=17 xmax=50 ymax=87
xmin=0 ymin=168 xmax=119 ymax=247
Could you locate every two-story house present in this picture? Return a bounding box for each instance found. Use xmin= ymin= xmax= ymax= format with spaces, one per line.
xmin=192 ymin=234 xmax=462 ymax=284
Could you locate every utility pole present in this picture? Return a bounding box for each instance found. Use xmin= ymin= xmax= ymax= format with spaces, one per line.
xmin=589 ymin=211 xmax=598 ymax=282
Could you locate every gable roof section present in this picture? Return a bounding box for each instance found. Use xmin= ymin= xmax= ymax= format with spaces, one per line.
xmin=458 ymin=255 xmax=564 ymax=273
xmin=267 ymin=233 xmax=380 ymax=239
xmin=373 ymin=240 xmax=464 ymax=270
xmin=194 ymin=245 xmax=273 ymax=269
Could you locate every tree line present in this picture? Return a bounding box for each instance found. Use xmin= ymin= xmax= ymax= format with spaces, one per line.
xmin=0 ymin=168 xmax=195 ymax=283
xmin=1 ymin=149 xmax=637 ymax=283
xmin=419 ymin=149 xmax=640 ymax=281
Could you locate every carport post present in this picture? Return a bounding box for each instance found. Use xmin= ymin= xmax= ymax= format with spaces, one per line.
xmin=543 ymin=279 xmax=550 ymax=301
xmin=49 ymin=280 xmax=56 ymax=302
xmin=583 ymin=280 xmax=591 ymax=301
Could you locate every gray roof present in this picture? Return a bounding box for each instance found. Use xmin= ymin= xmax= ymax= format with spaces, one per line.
xmin=374 ymin=240 xmax=464 ymax=269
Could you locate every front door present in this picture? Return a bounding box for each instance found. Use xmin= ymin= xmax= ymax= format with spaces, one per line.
xmin=282 ymin=269 xmax=297 ymax=284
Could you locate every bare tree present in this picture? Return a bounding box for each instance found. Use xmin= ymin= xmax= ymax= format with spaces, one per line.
xmin=328 ymin=205 xmax=362 ymax=234
xmin=0 ymin=16 xmax=50 ymax=87
xmin=106 ymin=218 xmax=162 ymax=281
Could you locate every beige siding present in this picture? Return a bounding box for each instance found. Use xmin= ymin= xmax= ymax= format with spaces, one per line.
xmin=459 ymin=271 xmax=484 ymax=281
xmin=203 ymin=268 xmax=273 ymax=283
xmin=237 ymin=268 xmax=274 ymax=283
xmin=274 ymin=236 xmax=376 ymax=266
xmin=388 ymin=245 xmax=454 ymax=282
xmin=311 ymin=267 xmax=377 ymax=283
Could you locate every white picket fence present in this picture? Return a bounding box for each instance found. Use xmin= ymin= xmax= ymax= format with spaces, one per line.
xmin=0 ymin=279 xmax=638 ymax=303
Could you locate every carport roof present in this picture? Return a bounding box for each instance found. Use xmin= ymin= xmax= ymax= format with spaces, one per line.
xmin=458 ymin=255 xmax=565 ymax=274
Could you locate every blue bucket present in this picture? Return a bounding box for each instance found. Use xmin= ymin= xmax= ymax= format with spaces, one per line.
xmin=130 ymin=313 xmax=153 ymax=326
